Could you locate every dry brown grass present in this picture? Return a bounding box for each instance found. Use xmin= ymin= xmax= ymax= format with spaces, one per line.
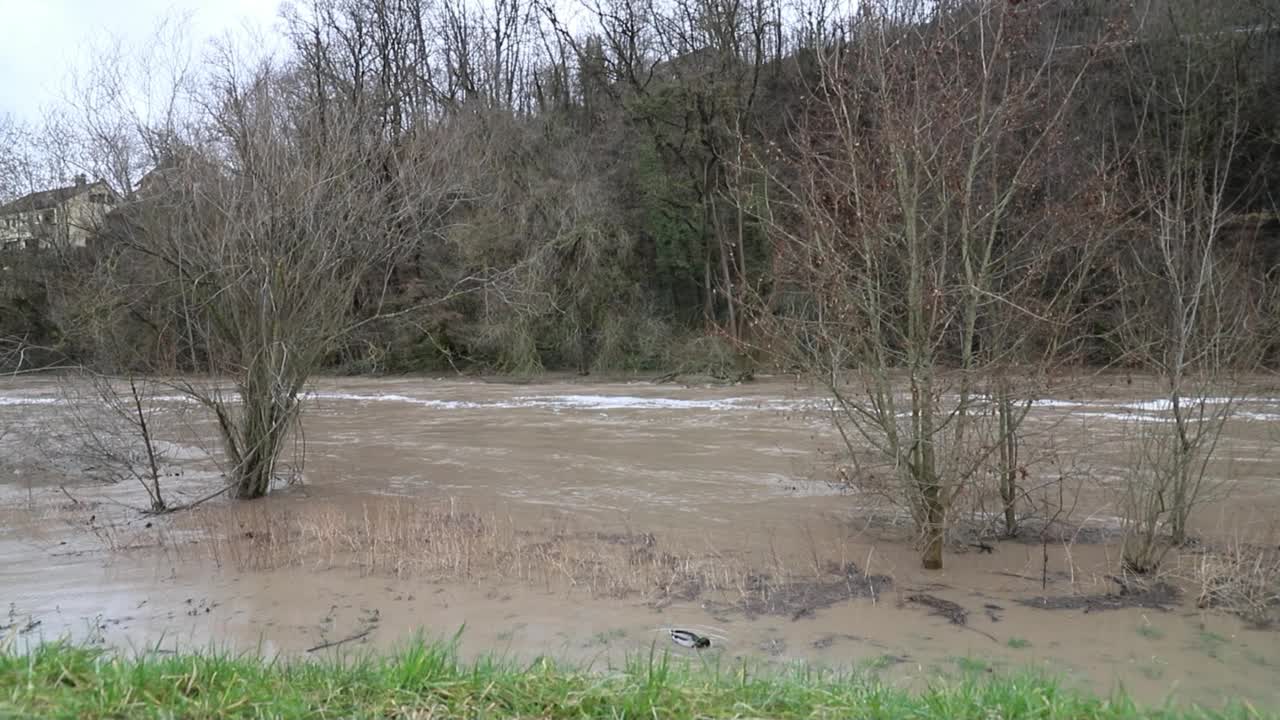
xmin=1175 ymin=538 xmax=1280 ymax=628
xmin=165 ymin=496 xmax=890 ymax=617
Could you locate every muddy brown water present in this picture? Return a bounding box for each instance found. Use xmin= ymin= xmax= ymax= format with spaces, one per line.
xmin=1 ymin=374 xmax=1278 ymax=709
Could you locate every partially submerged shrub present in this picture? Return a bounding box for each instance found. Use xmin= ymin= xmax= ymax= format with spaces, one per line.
xmin=1179 ymin=540 xmax=1280 ymax=628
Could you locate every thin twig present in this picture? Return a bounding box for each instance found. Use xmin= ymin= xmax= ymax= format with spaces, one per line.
xmin=59 ymin=485 xmax=82 ymax=506
xmin=161 ymin=479 xmax=238 ymax=514
xmin=305 ymin=629 xmax=373 ymax=653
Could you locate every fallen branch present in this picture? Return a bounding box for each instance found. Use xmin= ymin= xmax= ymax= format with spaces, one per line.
xmin=306 ymin=629 xmax=373 ymax=653
xmin=157 ymin=478 xmax=239 ymax=515
xmin=59 ymin=486 xmax=82 ymax=506
xmin=958 ymin=623 xmax=1000 ymax=644
xmin=995 ymin=571 xmax=1049 ymax=583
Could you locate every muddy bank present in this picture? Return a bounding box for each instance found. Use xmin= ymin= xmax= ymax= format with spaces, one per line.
xmin=4 ymin=525 xmax=1276 ymax=710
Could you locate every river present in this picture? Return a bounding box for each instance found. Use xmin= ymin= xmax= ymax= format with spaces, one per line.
xmin=2 ymin=374 xmax=1278 ymax=708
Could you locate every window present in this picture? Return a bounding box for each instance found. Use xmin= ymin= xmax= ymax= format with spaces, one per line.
xmin=89 ymin=193 xmax=109 ymax=204
xmin=42 ymin=210 xmax=54 ymax=225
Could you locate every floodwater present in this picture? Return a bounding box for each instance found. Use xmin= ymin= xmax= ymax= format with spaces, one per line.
xmin=1 ymin=374 xmax=1278 ymax=709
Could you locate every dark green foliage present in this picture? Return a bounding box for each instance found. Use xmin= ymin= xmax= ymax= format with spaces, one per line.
xmin=634 ymin=137 xmax=705 ymax=321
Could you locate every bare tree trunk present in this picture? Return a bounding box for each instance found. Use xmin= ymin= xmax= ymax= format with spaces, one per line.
xmin=735 ymin=179 xmax=750 ymax=341
xmin=129 ymin=377 xmax=165 ymax=512
xmin=715 ymin=226 xmax=737 ymax=341
xmin=912 ymin=367 xmax=944 ymax=569
xmin=921 ymin=483 xmax=945 ymax=570
xmin=702 ymin=242 xmax=714 ymax=328
xmin=997 ymin=382 xmax=1019 ymax=537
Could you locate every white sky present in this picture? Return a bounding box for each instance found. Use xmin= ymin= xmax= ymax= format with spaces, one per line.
xmin=0 ymin=0 xmax=286 ymax=123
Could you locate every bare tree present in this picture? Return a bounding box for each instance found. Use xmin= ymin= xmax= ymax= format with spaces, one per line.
xmin=42 ymin=372 xmax=171 ymax=512
xmin=753 ymin=0 xmax=1101 ymax=569
xmin=0 ymin=115 xmax=31 ymax=201
xmin=105 ymin=50 xmax=465 ymax=500
xmin=1111 ymin=6 xmax=1273 ymax=572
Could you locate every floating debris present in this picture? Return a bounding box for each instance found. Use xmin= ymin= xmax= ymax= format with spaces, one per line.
xmin=906 ymin=593 xmax=968 ymax=625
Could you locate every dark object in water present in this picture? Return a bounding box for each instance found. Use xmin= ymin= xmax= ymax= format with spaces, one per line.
xmin=1018 ymin=580 xmax=1179 ymax=613
xmin=670 ymin=629 xmax=711 ymax=649
xmin=906 ymin=593 xmax=969 ymax=625
xmin=984 ymin=603 xmax=1004 ymax=623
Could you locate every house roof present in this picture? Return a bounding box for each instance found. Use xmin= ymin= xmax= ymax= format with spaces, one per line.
xmin=0 ymin=179 xmax=114 ymax=215
xmin=135 ymin=166 xmax=180 ymax=196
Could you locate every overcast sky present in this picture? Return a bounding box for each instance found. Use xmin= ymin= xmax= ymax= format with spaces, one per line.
xmin=0 ymin=0 xmax=286 ymax=123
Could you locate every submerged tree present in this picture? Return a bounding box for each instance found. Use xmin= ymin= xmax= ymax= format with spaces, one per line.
xmin=1111 ymin=2 xmax=1276 ymax=572
xmin=107 ymin=54 xmax=465 ymax=499
xmin=754 ymin=0 xmax=1103 ymax=568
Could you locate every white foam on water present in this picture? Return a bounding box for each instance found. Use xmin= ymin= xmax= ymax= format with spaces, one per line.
xmin=1033 ymin=399 xmax=1095 ymax=409
xmin=0 ymin=397 xmax=62 ymax=406
xmin=307 ymin=392 xmax=497 ymax=409
xmin=1087 ymin=412 xmax=1172 ymax=423
xmin=306 ymin=391 xmax=809 ymax=412
xmin=514 ymin=394 xmax=770 ymax=411
xmin=1234 ymin=411 xmax=1280 ymax=422
xmin=1123 ymin=397 xmax=1240 ymax=411
xmin=1034 ymin=394 xmax=1280 ymax=421
xmin=4 ymin=388 xmax=1277 ymax=419
xmin=1 ymin=394 xmax=196 ymax=406
xmin=1036 ymin=396 xmax=1279 ymax=410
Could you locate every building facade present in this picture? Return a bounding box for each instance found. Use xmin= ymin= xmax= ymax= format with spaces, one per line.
xmin=0 ymin=175 xmax=118 ymax=251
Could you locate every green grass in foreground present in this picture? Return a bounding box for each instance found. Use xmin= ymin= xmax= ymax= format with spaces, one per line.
xmin=0 ymin=637 xmax=1269 ymax=720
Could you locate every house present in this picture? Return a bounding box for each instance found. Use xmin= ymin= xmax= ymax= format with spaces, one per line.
xmin=0 ymin=175 xmax=119 ymax=252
